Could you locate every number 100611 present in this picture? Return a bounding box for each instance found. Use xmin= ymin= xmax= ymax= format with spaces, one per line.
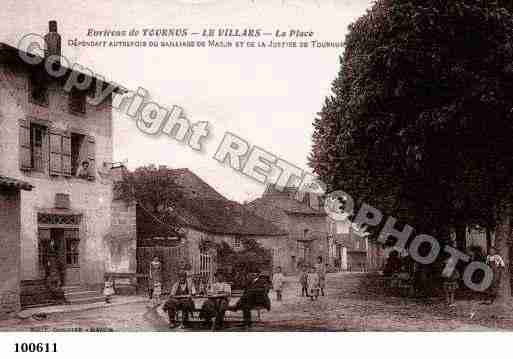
xmin=14 ymin=343 xmax=57 ymax=353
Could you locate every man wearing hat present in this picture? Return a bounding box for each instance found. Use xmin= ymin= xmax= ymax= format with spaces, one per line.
xmin=163 ymin=271 xmax=196 ymax=328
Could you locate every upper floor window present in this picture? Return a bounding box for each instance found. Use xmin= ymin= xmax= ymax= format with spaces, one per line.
xmin=30 ymin=123 xmax=47 ymax=172
xmin=234 ymin=236 xmax=242 ymax=248
xmin=19 ymin=118 xmax=96 ymax=180
xmin=29 ymin=70 xmax=49 ymax=107
xmin=69 ymin=89 xmax=86 ymax=114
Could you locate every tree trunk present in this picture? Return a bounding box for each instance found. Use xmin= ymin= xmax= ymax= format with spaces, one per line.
xmin=486 ymin=227 xmax=492 ymax=254
xmin=455 ymin=223 xmax=466 ymax=252
xmin=494 ymin=196 xmax=512 ymax=303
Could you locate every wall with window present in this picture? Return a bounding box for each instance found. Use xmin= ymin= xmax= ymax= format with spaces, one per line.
xmin=0 ymin=65 xmax=114 ymax=285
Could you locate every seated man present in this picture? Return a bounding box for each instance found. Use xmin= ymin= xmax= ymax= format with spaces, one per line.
xmin=200 ymin=272 xmax=231 ymax=329
xmin=230 ymin=270 xmax=271 ymax=328
xmin=163 ymin=271 xmax=196 ymax=328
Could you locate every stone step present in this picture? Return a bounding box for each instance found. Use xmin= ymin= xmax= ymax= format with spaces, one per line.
xmin=64 ymin=290 xmax=100 ymax=300
xmin=61 ymin=285 xmax=85 ymax=293
xmin=67 ymin=296 xmax=106 ymax=305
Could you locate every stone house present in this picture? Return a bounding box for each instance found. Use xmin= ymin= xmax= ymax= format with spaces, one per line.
xmin=0 ymin=21 xmax=125 ymax=306
xmin=327 ymin=217 xmax=384 ymax=272
xmin=245 ymin=185 xmax=330 ymax=275
xmin=0 ymin=175 xmax=33 ymax=318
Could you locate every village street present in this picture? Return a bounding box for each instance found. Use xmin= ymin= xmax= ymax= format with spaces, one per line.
xmin=0 ymin=272 xmax=511 ymax=332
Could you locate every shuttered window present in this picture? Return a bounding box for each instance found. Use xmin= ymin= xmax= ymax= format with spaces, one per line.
xmin=49 ymin=129 xmax=62 ymax=176
xmin=19 ymin=119 xmax=31 ymax=170
xmin=19 ymin=119 xmax=48 ymax=172
xmin=49 ymin=130 xmax=73 ymax=177
xmin=19 ymin=119 xmax=94 ymax=179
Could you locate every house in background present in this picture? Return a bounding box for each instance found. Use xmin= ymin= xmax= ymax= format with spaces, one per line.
xmin=0 ymin=21 xmax=125 ymax=307
xmin=245 ymin=184 xmax=329 ymax=275
xmin=327 ymin=217 xmax=384 ymax=272
xmin=0 ymin=175 xmax=33 ymax=318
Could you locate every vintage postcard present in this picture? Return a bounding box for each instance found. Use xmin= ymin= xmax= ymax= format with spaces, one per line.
xmin=1 ymin=0 xmax=513 ymax=353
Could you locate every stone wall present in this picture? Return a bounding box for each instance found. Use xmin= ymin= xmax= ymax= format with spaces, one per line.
xmin=108 ymin=199 xmax=137 ymax=273
xmin=0 ymin=188 xmax=21 ymax=318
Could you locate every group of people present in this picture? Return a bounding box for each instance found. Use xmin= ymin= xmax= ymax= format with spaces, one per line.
xmin=147 ymin=257 xmax=271 ymax=329
xmin=271 ymin=257 xmax=328 ymax=303
xmin=383 ymin=246 xmax=506 ymax=306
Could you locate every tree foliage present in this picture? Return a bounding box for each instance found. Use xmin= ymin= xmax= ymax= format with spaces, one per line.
xmin=115 ymin=164 xmax=185 ymax=235
xmin=310 ymin=0 xmax=513 ymax=298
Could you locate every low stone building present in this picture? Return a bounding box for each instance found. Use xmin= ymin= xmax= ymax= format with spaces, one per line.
xmin=245 ymin=185 xmax=330 ymax=275
xmin=0 ymin=175 xmax=33 ymax=318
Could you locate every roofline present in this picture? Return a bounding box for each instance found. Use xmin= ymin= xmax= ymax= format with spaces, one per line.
xmin=182 ymin=221 xmax=288 ymax=237
xmin=0 ymin=42 xmax=127 ymax=94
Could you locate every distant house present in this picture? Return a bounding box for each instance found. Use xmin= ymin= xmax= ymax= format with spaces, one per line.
xmin=245 ymin=185 xmax=329 ymax=275
xmin=327 ymin=217 xmax=384 ymax=272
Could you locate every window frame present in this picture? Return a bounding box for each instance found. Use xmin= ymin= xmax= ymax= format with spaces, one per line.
xmin=28 ymin=70 xmax=49 ymax=107
xmin=68 ymin=89 xmax=87 ymax=115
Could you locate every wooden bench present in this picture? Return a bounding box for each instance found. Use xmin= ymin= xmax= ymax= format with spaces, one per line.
xmin=104 ymin=272 xmax=137 ymax=295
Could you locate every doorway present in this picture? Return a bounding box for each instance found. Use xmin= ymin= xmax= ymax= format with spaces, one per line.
xmin=39 ymin=228 xmax=80 ymax=286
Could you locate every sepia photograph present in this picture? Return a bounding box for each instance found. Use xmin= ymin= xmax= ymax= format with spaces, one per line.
xmin=0 ymin=0 xmax=513 ymax=356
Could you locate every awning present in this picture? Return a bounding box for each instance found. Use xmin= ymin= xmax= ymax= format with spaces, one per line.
xmin=0 ymin=175 xmax=33 ymax=191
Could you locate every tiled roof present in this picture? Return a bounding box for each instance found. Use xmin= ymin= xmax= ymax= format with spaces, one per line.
xmin=173 ymin=197 xmax=287 ymax=236
xmin=246 ymin=185 xmax=326 ymax=216
xmin=135 ymin=168 xmax=287 ymax=237
xmin=0 ymin=175 xmax=33 ymax=191
xmin=0 ymin=42 xmax=126 ymax=94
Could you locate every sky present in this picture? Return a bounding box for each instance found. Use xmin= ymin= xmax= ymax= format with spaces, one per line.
xmin=1 ymin=0 xmax=373 ymax=203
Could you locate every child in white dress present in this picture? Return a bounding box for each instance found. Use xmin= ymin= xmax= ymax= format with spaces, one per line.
xmin=307 ymin=267 xmax=320 ymax=300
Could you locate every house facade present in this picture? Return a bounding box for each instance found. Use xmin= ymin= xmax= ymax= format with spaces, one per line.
xmin=327 ymin=217 xmax=385 ymax=272
xmin=0 ymin=22 xmax=123 ymax=306
xmin=245 ymin=185 xmax=330 ymax=275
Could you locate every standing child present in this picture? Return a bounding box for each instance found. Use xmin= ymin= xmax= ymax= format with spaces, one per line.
xmin=307 ymin=266 xmax=320 ymax=300
xmin=152 ymin=281 xmax=162 ymax=306
xmin=103 ymin=276 xmax=114 ymax=304
xmin=299 ymin=266 xmax=308 ymax=297
xmin=272 ymin=266 xmax=285 ymax=301
xmin=441 ymin=257 xmax=459 ymax=306
xmin=149 ymin=256 xmax=162 ymax=301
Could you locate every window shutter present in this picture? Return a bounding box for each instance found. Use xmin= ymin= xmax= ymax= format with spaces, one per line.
xmin=87 ymin=136 xmax=96 ymax=181
xmin=19 ymin=119 xmax=31 ymax=170
xmin=61 ymin=131 xmax=71 ymax=177
xmin=49 ymin=129 xmax=63 ymax=176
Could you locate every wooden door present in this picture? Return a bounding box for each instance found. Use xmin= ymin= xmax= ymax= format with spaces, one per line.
xmin=64 ymin=229 xmax=80 ymax=285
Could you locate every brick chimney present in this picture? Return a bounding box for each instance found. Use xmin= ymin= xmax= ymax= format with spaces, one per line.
xmin=44 ymin=20 xmax=61 ymax=58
